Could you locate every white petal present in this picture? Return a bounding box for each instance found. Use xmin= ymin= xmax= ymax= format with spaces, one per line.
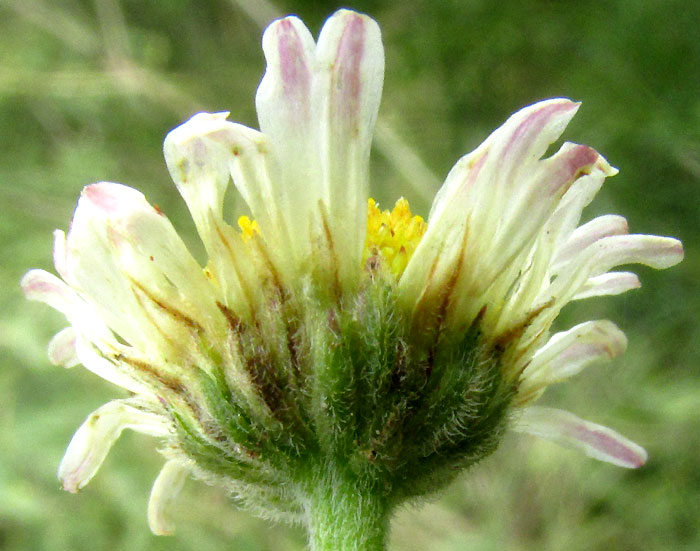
xmin=256 ymin=11 xmax=384 ymax=292
xmin=401 ymin=99 xmax=603 ymax=329
xmin=573 ymin=272 xmax=641 ymax=300
xmin=84 ymin=183 xmax=214 ymax=310
xmin=59 ymin=399 xmax=170 ymax=493
xmin=147 ymin=460 xmax=189 ymax=536
xmin=522 ymin=320 xmax=627 ymax=384
xmin=163 ymin=112 xmax=233 ymax=227
xmin=48 ymin=327 xmax=79 ymax=367
xmin=256 ymin=15 xmax=320 ymax=276
xmin=553 ymin=214 xmax=629 ymax=274
xmin=541 ymin=234 xmax=684 ymax=315
xmin=21 ymin=269 xmax=76 ymax=315
xmin=545 ymin=159 xmax=617 ymax=251
xmin=256 ymin=15 xmax=317 ymax=172
xmin=67 ymin=182 xmax=229 ymax=358
xmin=53 ymin=229 xmax=71 ymax=283
xmin=66 ymin=184 xmax=160 ymax=351
xmin=427 ymin=100 xmax=583 ymax=226
xmin=164 ymin=113 xmax=275 ymax=317
xmin=592 ymin=234 xmax=685 ymax=272
xmin=513 ymin=406 xmax=647 ymax=468
xmin=314 ymin=10 xmax=384 ymax=280
xmin=74 ymin=337 xmax=150 ymax=394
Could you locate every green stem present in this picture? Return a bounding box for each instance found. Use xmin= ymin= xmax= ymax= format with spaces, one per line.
xmin=305 ymin=463 xmax=390 ymax=551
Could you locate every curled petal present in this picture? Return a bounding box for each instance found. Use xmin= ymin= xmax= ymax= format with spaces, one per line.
xmin=521 ymin=320 xmax=627 ymax=386
xmin=21 ymin=269 xmax=76 ymax=315
xmin=513 ymin=406 xmax=647 ymax=468
xmin=497 ymin=142 xmax=601 ymax=257
xmin=21 ymin=267 xmax=125 ymax=358
xmin=59 ymin=399 xmax=170 ymax=493
xmin=148 ymin=460 xmax=189 ymax=536
xmin=553 ymin=214 xmax=629 ymax=273
xmin=48 ymin=327 xmax=79 ymax=367
xmin=573 ymin=272 xmax=641 ymax=300
xmin=164 ymin=112 xmax=275 ymax=234
xmin=542 ymin=234 xmax=684 ymax=315
xmin=489 ymin=157 xmax=617 ymax=336
xmin=546 ymin=160 xmax=617 ymax=250
xmin=163 ymin=112 xmax=233 ymax=228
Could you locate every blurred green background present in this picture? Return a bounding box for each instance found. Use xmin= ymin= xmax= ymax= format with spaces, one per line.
xmin=2 ymin=0 xmax=698 ymax=549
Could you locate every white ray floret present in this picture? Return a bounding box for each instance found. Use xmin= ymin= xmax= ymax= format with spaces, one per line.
xmin=514 ymin=406 xmax=648 ymax=468
xmin=58 ymin=399 xmax=171 ymax=494
xmin=148 ymin=460 xmax=190 ymax=536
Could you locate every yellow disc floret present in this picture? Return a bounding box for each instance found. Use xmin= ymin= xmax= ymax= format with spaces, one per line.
xmin=363 ymin=198 xmax=427 ymax=279
xmin=237 ymin=215 xmax=260 ymax=242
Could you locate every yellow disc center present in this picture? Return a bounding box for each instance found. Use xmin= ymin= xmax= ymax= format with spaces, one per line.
xmin=363 ymin=198 xmax=426 ymax=279
xmin=237 ymin=197 xmax=426 ymax=279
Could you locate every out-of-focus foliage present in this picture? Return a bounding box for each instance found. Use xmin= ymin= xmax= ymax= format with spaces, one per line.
xmin=2 ymin=0 xmax=698 ymax=550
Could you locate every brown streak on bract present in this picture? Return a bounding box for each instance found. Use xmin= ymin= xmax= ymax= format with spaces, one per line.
xmin=116 ymin=354 xmax=187 ymax=398
xmin=243 ymin=352 xmax=283 ymax=420
xmin=285 ymin=320 xmax=301 ymax=377
xmin=424 ymin=231 xmax=470 ymax=380
xmin=410 ymin=248 xmax=442 ymax=329
xmin=435 ymin=228 xmax=470 ymax=332
xmin=318 ymin=200 xmax=342 ymax=302
xmin=129 ymin=283 xmax=183 ymax=349
xmin=216 ymin=301 xmax=243 ymax=335
xmin=130 ymin=278 xmax=204 ymax=334
xmin=494 ymin=298 xmax=553 ymax=349
xmin=245 ymin=226 xmax=287 ymax=305
xmin=510 ymin=323 xmax=551 ymax=382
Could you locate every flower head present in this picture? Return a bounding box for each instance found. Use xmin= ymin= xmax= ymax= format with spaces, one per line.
xmin=23 ymin=8 xmax=682 ymax=538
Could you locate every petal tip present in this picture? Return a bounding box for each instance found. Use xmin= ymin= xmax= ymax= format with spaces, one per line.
xmin=148 ymin=460 xmax=188 ymax=536
xmin=81 ymin=182 xmax=140 ymax=217
xmin=59 ymin=476 xmax=82 ymax=494
xmin=329 ymin=8 xmax=379 ymax=28
xmin=672 ymin=239 xmax=685 ymax=264
xmin=20 ymin=269 xmax=40 ymax=299
xmin=48 ymin=328 xmax=79 ymax=367
xmin=629 ymin=447 xmax=648 ymax=469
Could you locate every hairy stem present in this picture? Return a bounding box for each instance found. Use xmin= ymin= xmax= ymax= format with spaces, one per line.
xmin=305 ymin=461 xmax=390 ymax=551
